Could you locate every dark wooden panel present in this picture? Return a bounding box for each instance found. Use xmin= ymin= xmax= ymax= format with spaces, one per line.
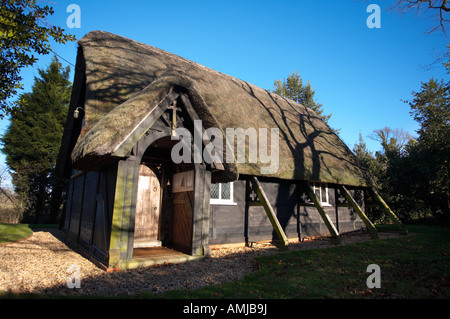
xmin=69 ymin=174 xmax=85 ymax=236
xmin=79 ymin=171 xmax=99 ymax=244
xmin=104 ymin=164 xmax=117 ymax=231
xmin=300 ymin=223 xmax=323 ymax=237
xmin=92 ymin=195 xmax=107 ymax=254
xmin=92 ymin=171 xmax=106 ymax=253
xmin=212 ymin=206 xmax=244 ymax=224
xmin=92 ymin=165 xmax=117 ymax=257
xmin=63 ymin=178 xmax=75 ymax=231
xmin=171 ymin=191 xmax=193 ymax=254
xmin=210 ymin=177 xmax=368 ymax=245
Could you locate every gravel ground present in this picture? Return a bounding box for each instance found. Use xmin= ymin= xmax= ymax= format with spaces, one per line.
xmin=0 ymin=229 xmax=401 ymax=297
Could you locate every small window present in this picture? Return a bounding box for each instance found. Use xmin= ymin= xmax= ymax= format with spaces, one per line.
xmin=311 ymin=182 xmax=330 ymax=206
xmin=210 ymin=182 xmax=236 ymax=205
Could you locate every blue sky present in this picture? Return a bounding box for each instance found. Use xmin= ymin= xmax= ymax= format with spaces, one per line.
xmin=0 ymin=0 xmax=448 ymax=186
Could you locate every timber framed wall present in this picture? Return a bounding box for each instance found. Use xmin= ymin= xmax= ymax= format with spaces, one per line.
xmin=57 ymin=31 xmax=406 ymax=271
xmin=209 ymin=177 xmax=366 ymax=246
xmin=63 ymin=164 xmax=117 ymax=265
xmin=62 ymin=92 xmax=214 ymax=270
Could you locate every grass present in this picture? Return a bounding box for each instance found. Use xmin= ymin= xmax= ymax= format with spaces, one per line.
xmin=0 ymin=223 xmax=58 ymax=244
xmin=0 ymin=223 xmax=33 ymax=244
xmin=153 ymin=225 xmax=450 ymax=299
xmin=1 ymin=224 xmax=449 ymax=299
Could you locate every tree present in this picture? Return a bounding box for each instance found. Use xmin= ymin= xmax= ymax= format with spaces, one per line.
xmin=389 ymin=0 xmax=450 ymax=69
xmin=354 ymin=128 xmax=419 ymax=222
xmin=1 ymin=57 xmax=71 ymax=223
xmin=0 ymin=0 xmax=75 ymax=117
xmin=353 ymin=132 xmax=382 ymax=187
xmin=355 ymin=79 xmax=450 ymax=223
xmin=407 ymin=78 xmax=450 ymax=218
xmin=272 ymin=71 xmax=332 ymax=124
xmin=371 ymin=128 xmax=423 ymax=219
xmin=392 ymin=0 xmax=450 ymax=34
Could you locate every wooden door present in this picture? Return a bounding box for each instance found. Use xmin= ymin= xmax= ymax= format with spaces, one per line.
xmin=171 ymin=191 xmax=193 ymax=254
xmin=134 ymin=165 xmax=161 ymax=247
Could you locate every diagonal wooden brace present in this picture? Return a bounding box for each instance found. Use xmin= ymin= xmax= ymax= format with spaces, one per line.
xmin=249 ymin=176 xmax=288 ymax=250
xmin=369 ymin=188 xmax=408 ymax=235
xmin=305 ymin=182 xmax=340 ymax=244
xmin=338 ymin=185 xmax=378 ymax=239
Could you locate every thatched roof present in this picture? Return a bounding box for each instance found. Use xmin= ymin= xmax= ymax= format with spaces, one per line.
xmin=60 ymin=30 xmax=369 ymax=187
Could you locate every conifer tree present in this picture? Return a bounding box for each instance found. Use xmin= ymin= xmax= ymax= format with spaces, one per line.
xmin=272 ymin=71 xmax=332 ymax=124
xmin=1 ymin=56 xmax=71 ymax=223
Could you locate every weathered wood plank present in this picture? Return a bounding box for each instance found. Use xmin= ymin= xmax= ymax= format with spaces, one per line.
xmin=69 ymin=174 xmax=85 ymax=236
xmin=338 ymin=185 xmax=378 ymax=239
xmin=134 ymin=165 xmax=161 ymax=244
xmin=334 ymin=187 xmax=340 ymax=232
xmin=304 ymin=181 xmax=340 ymax=243
xmin=108 ymin=157 xmax=137 ymax=269
xmin=79 ymin=171 xmax=100 ymax=244
xmin=172 ymin=191 xmax=194 ymax=254
xmin=249 ymin=176 xmax=288 ymax=250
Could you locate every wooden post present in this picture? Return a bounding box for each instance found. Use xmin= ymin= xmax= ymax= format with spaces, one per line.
xmin=304 ymin=182 xmax=340 ymax=244
xmin=338 ymin=186 xmax=378 ymax=239
xmin=108 ymin=158 xmax=136 ymax=270
xmin=334 ymin=187 xmax=340 ymax=232
xmin=170 ymin=100 xmax=178 ymax=136
xmin=191 ymin=163 xmax=210 ymax=256
xmin=249 ymin=176 xmax=288 ymax=250
xmin=369 ymin=188 xmax=408 ymax=235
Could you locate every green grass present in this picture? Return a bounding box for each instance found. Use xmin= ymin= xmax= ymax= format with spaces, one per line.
xmin=0 ymin=223 xmax=33 ymax=244
xmin=1 ymin=224 xmax=449 ymax=299
xmin=153 ymin=225 xmax=450 ymax=299
xmin=0 ymin=223 xmax=58 ymax=244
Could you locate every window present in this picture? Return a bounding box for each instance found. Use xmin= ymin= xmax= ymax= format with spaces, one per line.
xmin=210 ymin=182 xmax=236 ymax=205
xmin=311 ymin=182 xmax=330 ymax=206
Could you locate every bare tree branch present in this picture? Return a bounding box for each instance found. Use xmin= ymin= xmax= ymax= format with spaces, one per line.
xmin=392 ymin=0 xmax=450 ymax=34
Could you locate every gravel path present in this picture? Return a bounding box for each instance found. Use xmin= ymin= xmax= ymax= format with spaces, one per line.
xmin=0 ymin=229 xmax=400 ymax=297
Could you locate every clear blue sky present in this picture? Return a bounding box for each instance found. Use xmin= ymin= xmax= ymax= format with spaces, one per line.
xmin=0 ymin=0 xmax=448 ymax=186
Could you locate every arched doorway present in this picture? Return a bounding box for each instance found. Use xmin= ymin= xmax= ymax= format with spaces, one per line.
xmin=133 ymin=164 xmax=162 ymax=248
xmin=131 ymin=135 xmax=199 ymax=261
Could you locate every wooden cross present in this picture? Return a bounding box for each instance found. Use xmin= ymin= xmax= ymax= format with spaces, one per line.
xmin=300 ymin=192 xmax=309 ymax=203
xmin=337 ymin=193 xmax=346 ymax=204
xmin=170 ymin=100 xmax=177 ymax=136
xmin=249 ymin=189 xmax=258 ymax=201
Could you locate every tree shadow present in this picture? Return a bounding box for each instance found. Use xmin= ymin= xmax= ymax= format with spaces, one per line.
xmin=8 ymin=228 xmax=382 ymax=298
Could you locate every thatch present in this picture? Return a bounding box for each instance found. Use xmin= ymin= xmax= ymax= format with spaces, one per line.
xmin=63 ymin=30 xmax=369 ymax=187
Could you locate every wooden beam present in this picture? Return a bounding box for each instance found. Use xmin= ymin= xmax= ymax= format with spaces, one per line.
xmin=338 ymin=186 xmax=378 ymax=239
xmin=108 ymin=157 xmax=137 ymax=269
xmin=170 ymin=100 xmax=178 ymax=136
xmin=249 ymin=176 xmax=288 ymax=250
xmin=180 ymin=94 xmax=224 ymax=171
xmin=334 ymin=187 xmax=340 ymax=232
xmin=112 ymin=91 xmax=180 ymax=157
xmin=304 ymin=182 xmax=340 ymax=243
xmin=369 ymin=188 xmax=408 ymax=235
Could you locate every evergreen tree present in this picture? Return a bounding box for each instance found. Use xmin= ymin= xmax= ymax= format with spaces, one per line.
xmin=1 ymin=57 xmax=71 ymax=223
xmin=407 ymin=78 xmax=450 ymax=219
xmin=353 ymin=132 xmax=381 ymax=187
xmin=272 ymin=71 xmax=332 ymax=124
xmin=0 ymin=0 xmax=75 ymax=117
xmin=354 ymin=78 xmax=450 ymax=223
